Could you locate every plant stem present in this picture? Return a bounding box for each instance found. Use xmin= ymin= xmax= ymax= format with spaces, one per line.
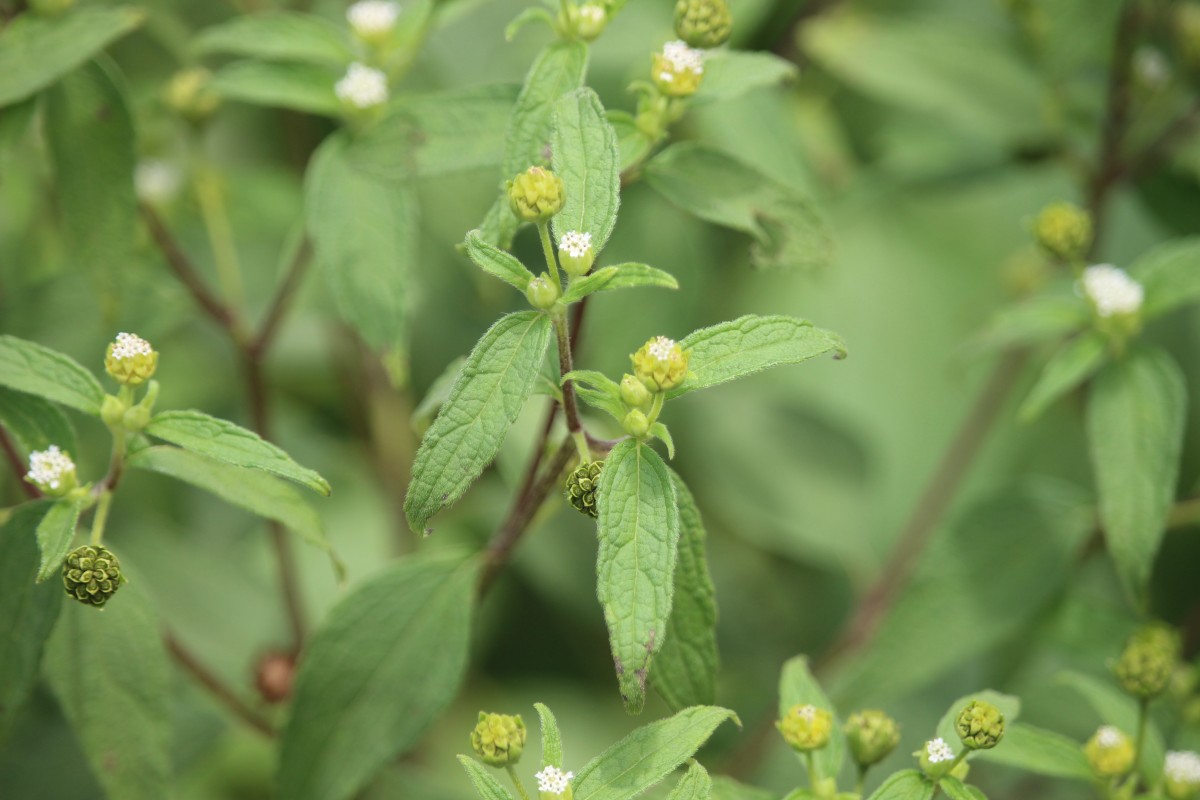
xmin=855 ymin=764 xmax=866 ymax=796
xmin=164 ymin=632 xmax=275 ymax=738
xmin=507 ymin=765 xmax=533 ymax=800
xmin=805 ymin=750 xmax=818 ymax=792
xmin=553 ymin=312 xmax=589 ymax=462
xmin=537 ymin=222 xmax=562 ymax=286
xmin=140 ymin=203 xmax=238 ymax=331
xmin=90 ymin=491 xmax=113 ymax=546
xmin=194 ymin=163 xmax=246 ymax=314
xmin=0 ymin=428 xmax=38 ymax=499
xmin=1132 ymin=697 xmax=1149 ymax=783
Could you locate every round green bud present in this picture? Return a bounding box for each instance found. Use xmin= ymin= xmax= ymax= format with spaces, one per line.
xmin=573 ymin=2 xmax=608 ymax=41
xmin=777 ymin=704 xmax=833 ymax=752
xmin=620 ymin=373 xmax=653 ymax=410
xmin=63 ymin=545 xmax=124 ymax=607
xmin=1084 ymin=726 xmax=1135 ymax=779
xmin=674 ymin=0 xmax=732 ymax=49
xmin=916 ymin=737 xmax=958 ymax=779
xmin=470 ymin=712 xmax=526 ymax=767
xmin=100 ymin=394 xmax=127 ymax=429
xmin=623 ymin=409 xmax=650 ymax=438
xmin=955 ymin=700 xmax=1005 ymax=750
xmin=1165 ymin=751 xmax=1200 ymax=800
xmin=652 ymin=41 xmax=706 ymax=98
xmin=163 ymin=68 xmax=221 ymax=122
xmin=29 ymin=0 xmax=75 ymax=15
xmin=844 ymin=709 xmax=901 ymax=767
xmin=122 ymin=405 xmax=151 ymax=433
xmin=1114 ymin=623 xmax=1181 ymax=699
xmin=105 ymin=332 xmax=158 ymax=386
xmin=565 ymin=460 xmax=604 ymax=518
xmin=1170 ymin=663 xmax=1198 ymax=702
xmin=631 ymin=335 xmax=689 ymax=393
xmin=559 ymin=230 xmax=595 ymax=277
xmin=1032 ymin=202 xmax=1092 ymax=263
xmin=526 ymin=274 xmax=561 ymax=310
xmin=508 ymin=166 xmax=566 ymax=223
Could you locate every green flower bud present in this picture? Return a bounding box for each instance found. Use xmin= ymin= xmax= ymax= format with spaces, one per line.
xmin=631 ymin=335 xmax=689 ymax=393
xmin=508 ymin=166 xmax=566 ymax=223
xmin=100 ymin=394 xmax=127 ymax=429
xmin=559 ymin=230 xmax=595 ymax=277
xmin=844 ymin=709 xmax=901 ymax=767
xmin=777 ymin=704 xmax=833 ymax=752
xmin=63 ymin=545 xmax=124 ymax=608
xmin=622 ymin=409 xmax=650 ymax=438
xmin=1114 ymin=623 xmax=1180 ymax=699
xmin=105 ymin=332 xmax=158 ymax=386
xmin=470 ymin=712 xmax=526 ymax=767
xmin=526 ymin=274 xmax=561 ymax=310
xmin=1084 ymin=726 xmax=1135 ymax=779
xmin=652 ymin=41 xmax=705 ymax=97
xmin=26 ymin=445 xmax=77 ymax=498
xmin=572 ymin=2 xmax=608 ymax=41
xmin=565 ymin=460 xmax=604 ymax=518
xmin=674 ymin=0 xmax=732 ymax=49
xmin=1032 ymin=202 xmax=1091 ymax=263
xmin=620 ymin=374 xmax=652 ymax=410
xmin=916 ymin=737 xmax=959 ymax=779
xmin=1165 ymin=751 xmax=1200 ymax=800
xmin=164 ymin=68 xmax=221 ymax=122
xmin=122 ymin=405 xmax=151 ymax=433
xmin=535 ymin=765 xmax=575 ymax=799
xmin=955 ymin=700 xmax=1005 ymax=750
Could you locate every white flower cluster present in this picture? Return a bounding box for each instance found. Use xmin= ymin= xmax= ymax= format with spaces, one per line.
xmin=135 ymin=160 xmax=182 ymax=204
xmin=1095 ymin=725 xmax=1125 ymax=749
xmin=659 ymin=40 xmax=704 ymax=79
xmin=560 ymin=230 xmax=592 ymax=259
xmin=336 ymin=63 xmax=389 ymax=109
xmin=27 ymin=445 xmax=75 ymax=491
xmin=795 ymin=704 xmax=818 ymax=721
xmin=1080 ymin=264 xmax=1144 ymax=317
xmin=577 ymin=4 xmax=605 ymax=27
xmin=109 ymin=332 xmax=154 ymax=361
xmin=1166 ymin=751 xmax=1200 ymax=786
xmin=535 ymin=765 xmax=574 ymax=796
xmin=647 ymin=336 xmax=677 ymax=362
xmin=925 ymin=737 xmax=955 ymax=764
xmin=347 ymin=0 xmax=400 ymax=37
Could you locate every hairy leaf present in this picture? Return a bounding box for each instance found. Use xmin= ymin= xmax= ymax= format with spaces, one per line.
xmin=193 ymin=12 xmax=353 ymax=65
xmin=35 ymin=498 xmax=83 ymax=582
xmin=552 ymin=88 xmax=621 ymax=252
xmin=668 ymin=761 xmax=713 ymax=800
xmin=974 ymin=723 xmax=1093 ymax=781
xmin=563 ymin=369 xmax=626 ymax=422
xmin=1129 ymin=237 xmax=1200 ymax=319
xmin=938 ymin=778 xmax=985 ymax=800
xmin=695 ymin=51 xmax=797 ymax=104
xmin=463 ymin=229 xmax=535 ymax=291
xmin=711 ymin=776 xmax=777 ymax=800
xmin=0 ymin=335 xmax=105 ymax=415
xmin=0 ymin=387 xmax=76 ymax=455
xmin=1058 ymin=671 xmax=1164 ymax=781
xmin=412 ymin=356 xmax=466 ymax=435
xmin=536 ymin=702 xmax=564 ymax=768
xmin=457 ymin=756 xmax=517 ymax=800
xmin=1019 ymin=332 xmax=1107 ymax=422
xmin=779 ymin=656 xmax=844 ymax=784
xmin=865 ymin=770 xmax=934 ymax=800
xmin=561 ymin=263 xmax=678 ymax=304
xmin=211 ymin=61 xmax=341 ymax=115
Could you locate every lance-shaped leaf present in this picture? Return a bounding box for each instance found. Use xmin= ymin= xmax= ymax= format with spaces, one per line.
xmin=971 ymin=281 xmax=1087 ymax=354
xmin=458 ymin=756 xmax=517 ymax=800
xmin=552 ymin=88 xmax=620 ymax=251
xmin=563 ymin=369 xmax=625 ymax=422
xmin=670 ymin=315 xmax=846 ymax=399
xmin=560 ymin=263 xmax=678 ymax=304
xmin=405 ymin=312 xmax=553 ymax=532
xmin=653 ymin=471 xmax=718 ymax=711
xmin=1019 ymin=332 xmax=1107 ymax=422
xmin=463 ymin=229 xmax=535 ymax=292
xmin=974 ymin=723 xmax=1093 ymax=781
xmin=668 ymin=761 xmax=713 ymax=800
xmin=0 ymin=6 xmax=144 ymax=107
xmin=1086 ymin=347 xmax=1185 ymax=602
xmin=865 ymin=770 xmax=934 ymax=800
xmin=596 ymin=439 xmax=680 ymax=713
xmin=536 ymin=702 xmax=565 ymax=768
xmin=212 ymin=61 xmax=341 ymax=115
xmin=1058 ymin=671 xmax=1164 ymax=781
xmin=193 ymin=12 xmax=354 ymax=65
xmin=1129 ymin=237 xmax=1200 ymax=319
xmin=278 ymin=553 xmax=479 ymax=800
xmin=35 ymin=497 xmax=84 ymax=582
xmin=0 ymin=335 xmax=105 ymax=415
xmin=0 ymin=387 xmax=76 ymax=454
xmin=145 ymin=409 xmax=330 ymax=495
xmin=694 ymin=51 xmax=798 ymax=104
xmin=779 ymin=656 xmax=844 ymax=785
xmin=573 ymin=706 xmax=739 ymax=800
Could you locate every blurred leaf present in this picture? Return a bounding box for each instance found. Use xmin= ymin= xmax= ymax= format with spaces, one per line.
xmin=653 ymin=472 xmax=718 ymax=712
xmin=694 ymin=51 xmax=797 ymax=104
xmin=0 ymin=387 xmax=76 ymax=454
xmin=505 ymin=6 xmax=555 ymax=41
xmin=306 ymin=133 xmax=416 ymax=352
xmin=210 ymin=61 xmax=340 ymax=115
xmin=651 ymin=422 xmax=675 ymax=460
xmin=711 ymin=776 xmax=776 ymax=800
xmin=44 ymin=582 xmax=170 ymax=800
xmin=609 ymin=110 xmax=653 ymax=172
xmin=1019 ymin=332 xmax=1107 ymax=422
xmin=1086 ymin=347 xmax=1185 ymax=602
xmin=974 ymin=723 xmax=1093 ymax=781
xmin=779 ymin=656 xmax=844 ymax=785
xmin=934 ymin=690 xmax=1020 ymax=749
xmin=536 ymin=701 xmax=564 ymax=769
xmin=412 ymin=356 xmax=466 ymax=435
xmin=669 ymin=315 xmax=846 ymax=399
xmin=668 ymin=761 xmax=713 ymax=800
xmin=573 ymin=706 xmax=738 ymax=800
xmin=0 ymin=335 xmax=105 ymax=416
xmin=1057 ymin=671 xmax=1164 ymax=781
xmin=972 ymin=282 xmax=1088 ymax=353
xmin=34 ymin=498 xmax=83 ymax=582
xmin=277 ymin=552 xmax=478 ymax=800
xmin=864 ymin=770 xmax=933 ymax=800
xmin=0 ymin=6 xmax=144 ymax=107
xmin=0 ymin=502 xmax=60 ymax=737
xmin=552 ymin=88 xmax=620 ymax=252
xmin=463 ymin=229 xmax=535 ymax=292
xmin=457 ymin=756 xmax=517 ymax=800
xmin=145 ymin=409 xmax=330 ymax=495
xmin=644 ymin=143 xmax=832 ymax=270
xmin=405 ymin=312 xmax=553 ymax=533
xmin=1129 ymin=237 xmax=1200 ymax=319
xmin=596 ymin=439 xmax=680 ymax=713
xmin=0 ymin=95 xmax=37 ymax=154
xmin=560 ymin=263 xmax=677 ymax=303
xmin=193 ymin=12 xmax=353 ymax=65
xmin=938 ymin=778 xmax=984 ymax=800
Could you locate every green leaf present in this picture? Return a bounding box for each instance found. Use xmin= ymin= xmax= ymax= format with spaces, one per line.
xmin=0 ymin=502 xmax=61 ymax=737
xmin=44 ymin=581 xmax=170 ymax=800
xmin=1018 ymin=332 xmax=1107 ymax=422
xmin=457 ymin=755 xmax=517 ymax=800
xmin=0 ymin=6 xmax=144 ymax=107
xmin=644 ymin=143 xmax=832 ymax=271
xmin=1086 ymin=347 xmax=1185 ymax=601
xmin=505 ymin=6 xmax=556 ymax=41
xmin=694 ymin=51 xmax=797 ymax=104
xmin=463 ymin=229 xmax=535 ymax=292
xmin=536 ymin=702 xmax=564 ymax=768
xmin=938 ymin=778 xmax=985 ymax=800
xmin=278 ymin=553 xmax=479 ymax=800
xmin=552 ymin=88 xmax=621 ymax=252
xmin=574 ymin=706 xmax=739 ymax=800
xmin=934 ymin=690 xmax=1020 ymax=748
xmin=210 ymin=61 xmax=341 ymax=115
xmin=35 ymin=498 xmax=84 ymax=582
xmin=405 ymin=312 xmax=554 ymax=532
xmin=865 ymin=770 xmax=934 ymax=800
xmin=974 ymin=723 xmax=1093 ymax=781
xmin=128 ymin=446 xmax=337 ymax=567
xmin=711 ymin=776 xmax=777 ymax=800
xmin=670 ymin=315 xmax=846 ymax=399
xmin=596 ymin=439 xmax=680 ymax=713
xmin=45 ymin=59 xmax=137 ymax=315
xmin=1057 ymin=671 xmax=1164 ymax=781
xmin=609 ymin=110 xmax=653 ymax=172
xmin=0 ymin=335 xmax=105 ymax=415
xmin=563 ymin=369 xmax=626 ymax=422
xmin=668 ymin=761 xmax=713 ymax=800
xmin=0 ymin=387 xmax=76 ymax=454
xmin=193 ymin=12 xmax=353 ymax=65
xmin=560 ymin=263 xmax=678 ymax=304
xmin=653 ymin=472 xmax=717 ymax=711
xmin=1129 ymin=237 xmax=1200 ymax=319
xmin=779 ymin=656 xmax=844 ymax=784
xmin=972 ymin=283 xmax=1088 ymax=353
xmin=145 ymin=409 xmax=330 ymax=495
xmin=651 ymin=422 xmax=676 ymax=460
xmin=306 ymin=133 xmax=416 ymax=352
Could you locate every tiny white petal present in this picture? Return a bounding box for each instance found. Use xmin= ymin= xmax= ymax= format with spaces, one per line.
xmin=1095 ymin=726 xmax=1125 ymax=749
xmin=27 ymin=445 xmax=75 ymax=491
xmin=336 ymin=63 xmax=389 ymax=109
xmin=560 ymin=230 xmax=592 ymax=259
xmin=647 ymin=336 xmax=676 ymax=362
xmin=661 ymin=40 xmax=705 ymax=75
xmin=926 ymin=737 xmax=955 ymax=764
xmin=109 ymin=332 xmax=154 ymax=361
xmin=535 ymin=766 xmax=574 ymax=795
xmin=347 ymin=0 xmax=400 ymax=36
xmin=1166 ymin=751 xmax=1200 ymax=784
xmin=1080 ymin=264 xmax=1143 ymax=317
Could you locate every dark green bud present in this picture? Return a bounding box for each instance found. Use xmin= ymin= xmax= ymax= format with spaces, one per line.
xmin=674 ymin=0 xmax=732 ymax=49
xmin=1032 ymin=202 xmax=1091 ymax=263
xmin=63 ymin=545 xmax=124 ymax=607
xmin=565 ymin=460 xmax=604 ymax=518
xmin=1115 ymin=623 xmax=1181 ymax=699
xmin=845 ymin=709 xmax=901 ymax=767
xmin=508 ymin=166 xmax=566 ymax=223
xmin=955 ymin=700 xmax=1005 ymax=750
xmin=470 ymin=712 xmax=526 ymax=767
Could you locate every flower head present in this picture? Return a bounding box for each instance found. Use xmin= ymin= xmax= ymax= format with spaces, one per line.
xmin=507 ymin=166 xmax=566 ymax=223
xmin=336 ymin=63 xmax=389 ymax=110
xmin=63 ymin=544 xmax=123 ymax=607
xmin=347 ymin=0 xmax=400 ymax=40
xmin=778 ymin=703 xmax=833 ymax=752
xmin=1085 ymin=726 xmax=1135 ymax=778
xmin=1080 ymin=265 xmax=1144 ymax=318
xmin=470 ymin=712 xmax=526 ymax=767
xmin=844 ymin=709 xmax=901 ymax=767
xmin=1166 ymin=751 xmax=1200 ymax=799
xmin=26 ymin=445 xmax=77 ymax=496
xmin=1032 ymin=202 xmax=1091 ymax=262
xmin=135 ymin=160 xmax=183 ymax=204
xmin=955 ymin=699 xmax=1005 ymax=750
xmin=1114 ymin=622 xmax=1180 ymax=699
xmin=535 ymin=766 xmax=574 ymax=796
xmin=632 ymin=335 xmax=689 ymax=393
xmin=652 ymin=40 xmax=705 ymax=97
xmin=574 ymin=3 xmax=607 ymax=40
xmin=559 ymin=230 xmax=594 ymax=276
xmin=105 ymin=332 xmax=158 ymax=385
xmin=674 ymin=0 xmax=733 ymax=49
xmin=926 ymin=738 xmax=955 ymax=764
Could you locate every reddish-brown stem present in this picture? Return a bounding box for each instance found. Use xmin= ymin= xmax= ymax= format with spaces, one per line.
xmin=165 ymin=632 xmax=275 ymax=737
xmin=140 ymin=203 xmax=239 ymax=333
xmin=250 ymin=239 xmax=312 ymax=359
xmin=0 ymin=428 xmax=38 ymax=499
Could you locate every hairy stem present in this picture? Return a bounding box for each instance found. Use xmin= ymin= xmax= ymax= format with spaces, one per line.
xmin=164 ymin=632 xmax=275 ymax=738
xmin=537 ymin=222 xmax=562 ymax=286
xmin=507 ymin=765 xmax=533 ymax=800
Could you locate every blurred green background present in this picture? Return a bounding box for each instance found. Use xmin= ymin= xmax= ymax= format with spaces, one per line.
xmin=2 ymin=0 xmax=1200 ymax=797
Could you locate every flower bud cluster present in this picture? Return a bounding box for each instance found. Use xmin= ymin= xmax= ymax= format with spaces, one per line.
xmin=955 ymin=700 xmax=1005 ymax=750
xmin=1084 ymin=725 xmax=1135 ymax=778
xmin=564 ymin=460 xmax=604 ymax=518
xmin=63 ymin=545 xmax=124 ymax=607
xmin=844 ymin=709 xmax=901 ymax=767
xmin=470 ymin=712 xmax=526 ymax=767
xmin=1032 ymin=202 xmax=1091 ymax=263
xmin=1115 ymin=623 xmax=1180 ymax=699
xmin=674 ymin=0 xmax=732 ymax=49
xmin=508 ymin=166 xmax=566 ymax=223
xmin=777 ymin=703 xmax=833 ymax=752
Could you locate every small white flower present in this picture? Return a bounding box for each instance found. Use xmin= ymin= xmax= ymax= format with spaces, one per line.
xmin=1135 ymin=46 xmax=1170 ymax=89
xmin=647 ymin=336 xmax=676 ymax=362
xmin=347 ymin=0 xmax=400 ymax=38
xmin=661 ymin=40 xmax=705 ymax=76
xmin=109 ymin=332 xmax=154 ymax=361
xmin=560 ymin=230 xmax=592 ymax=259
xmin=335 ymin=63 xmax=389 ymax=109
xmin=535 ymin=766 xmax=574 ymax=795
xmin=135 ymin=160 xmax=182 ymax=204
xmin=795 ymin=703 xmax=818 ymax=721
xmin=1080 ymin=264 xmax=1144 ymax=317
xmin=27 ymin=445 xmax=75 ymax=491
xmin=1095 ymin=725 xmax=1125 ymax=749
xmin=1166 ymin=751 xmax=1200 ymax=785
xmin=578 ymin=4 xmax=605 ymax=26
xmin=925 ymin=737 xmax=955 ymax=764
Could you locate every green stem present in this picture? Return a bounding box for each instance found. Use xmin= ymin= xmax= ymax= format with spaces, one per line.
xmin=1130 ymin=697 xmax=1148 ymax=789
xmin=645 ymin=392 xmax=665 ymax=427
xmin=90 ymin=491 xmax=113 ymax=545
xmin=805 ymin=750 xmax=819 ymax=792
xmin=855 ymin=764 xmax=866 ymax=796
xmin=506 ymin=766 xmax=533 ymax=800
xmin=194 ymin=163 xmax=246 ymax=319
xmin=537 ymin=222 xmax=562 ymax=287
